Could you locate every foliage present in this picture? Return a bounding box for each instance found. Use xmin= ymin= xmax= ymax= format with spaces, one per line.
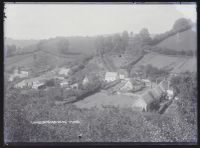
xmin=143 ymin=64 xmax=168 ymax=81
xmin=150 ymin=18 xmax=192 ymax=46
xmin=4 ymin=85 xmax=197 ymax=142
xmin=152 ymin=46 xmax=194 ymax=56
xmin=170 ymin=72 xmax=197 ymax=125
xmin=173 ymin=18 xmax=192 ymax=32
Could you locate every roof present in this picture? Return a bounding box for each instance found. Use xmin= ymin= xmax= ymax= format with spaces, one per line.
xmin=142 ymin=79 xmax=151 ymax=83
xmin=159 ymin=80 xmax=169 ymax=91
xmin=141 ymin=92 xmax=155 ymax=105
xmin=105 ymin=72 xmax=118 ymax=78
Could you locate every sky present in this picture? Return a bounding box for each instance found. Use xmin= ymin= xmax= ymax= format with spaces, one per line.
xmin=4 ymin=3 xmax=197 ymax=40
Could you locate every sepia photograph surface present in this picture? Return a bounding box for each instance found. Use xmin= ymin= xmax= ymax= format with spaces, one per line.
xmin=4 ymin=2 xmax=197 ymax=143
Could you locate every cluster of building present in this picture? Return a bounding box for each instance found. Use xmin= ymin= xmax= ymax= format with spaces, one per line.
xmin=10 ymin=65 xmax=178 ymax=109
xmin=8 ymin=68 xmax=29 ymax=82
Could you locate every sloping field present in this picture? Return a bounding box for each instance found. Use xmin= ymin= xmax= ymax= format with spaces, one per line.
xmin=155 ymin=29 xmax=197 ymax=51
xmin=133 ymin=53 xmax=196 ymax=73
xmin=4 ymin=50 xmax=81 ymax=71
xmin=74 ymin=92 xmax=139 ymax=109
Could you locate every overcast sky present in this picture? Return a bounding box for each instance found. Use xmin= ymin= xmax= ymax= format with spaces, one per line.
xmin=4 ymin=3 xmax=197 ymax=40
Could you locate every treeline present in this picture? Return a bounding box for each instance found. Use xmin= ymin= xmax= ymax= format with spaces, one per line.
xmin=150 ymin=18 xmax=192 ymax=45
xmin=95 ymin=18 xmax=193 ymax=58
xmin=152 ymin=46 xmax=194 ymax=56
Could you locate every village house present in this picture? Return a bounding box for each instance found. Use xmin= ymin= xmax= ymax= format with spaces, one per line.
xmin=71 ymin=83 xmax=79 ymax=89
xmin=82 ymin=76 xmax=89 ymax=85
xmin=32 ymin=81 xmax=44 ymax=89
xmin=9 ymin=69 xmax=29 ymax=82
xmin=105 ymin=72 xmax=119 ymax=82
xmin=60 ymin=80 xmax=69 ymax=87
xmin=159 ymin=80 xmax=175 ymax=100
xmin=141 ymin=79 xmax=151 ymax=87
xmin=166 ymin=89 xmax=174 ymax=100
xmin=120 ymin=80 xmax=133 ymax=92
xmin=117 ymin=69 xmax=128 ymax=80
xmin=58 ymin=67 xmax=70 ymax=76
xmin=132 ymin=86 xmax=164 ymax=112
xmin=14 ymin=80 xmax=27 ymax=88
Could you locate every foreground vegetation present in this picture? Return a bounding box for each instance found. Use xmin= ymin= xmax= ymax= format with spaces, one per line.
xmin=4 ymin=72 xmax=197 ymax=143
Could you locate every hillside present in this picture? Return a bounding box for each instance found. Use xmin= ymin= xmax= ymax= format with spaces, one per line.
xmin=132 ymin=52 xmax=197 ymax=74
xmin=4 ymin=50 xmax=83 ymax=71
xmin=5 ymin=36 xmax=96 ymax=55
xmin=67 ymin=36 xmax=96 ymax=54
xmin=154 ymin=29 xmax=197 ymax=52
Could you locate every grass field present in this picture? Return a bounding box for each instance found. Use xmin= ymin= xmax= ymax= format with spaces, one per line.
xmin=155 ymin=29 xmax=196 ymax=52
xmin=133 ymin=53 xmax=196 ymax=73
xmin=4 ymin=50 xmax=82 ymax=71
xmin=75 ymin=92 xmax=139 ymax=109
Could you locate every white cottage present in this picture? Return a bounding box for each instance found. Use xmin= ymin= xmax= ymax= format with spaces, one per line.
xmin=141 ymin=79 xmax=151 ymax=87
xmin=166 ymin=89 xmax=174 ymax=100
xmin=60 ymin=81 xmax=69 ymax=87
xmin=58 ymin=68 xmax=70 ymax=76
xmin=71 ymin=83 xmax=79 ymax=89
xmin=8 ymin=70 xmax=29 ymax=82
xmin=82 ymin=76 xmax=89 ymax=85
xmin=105 ymin=72 xmax=118 ymax=82
xmin=14 ymin=80 xmax=27 ymax=88
xmin=32 ymin=81 xmax=44 ymax=89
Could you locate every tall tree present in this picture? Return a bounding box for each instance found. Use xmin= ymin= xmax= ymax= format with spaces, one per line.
xmin=122 ymin=31 xmax=129 ymax=52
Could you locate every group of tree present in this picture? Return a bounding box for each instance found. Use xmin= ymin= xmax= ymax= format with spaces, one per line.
xmin=150 ymin=18 xmax=192 ymax=46
xmin=130 ymin=64 xmax=169 ymax=81
xmin=95 ymin=30 xmax=130 ymax=56
xmin=170 ymin=72 xmax=197 ymax=125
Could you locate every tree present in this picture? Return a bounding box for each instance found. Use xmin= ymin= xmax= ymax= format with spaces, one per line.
xmin=138 ymin=28 xmax=152 ymax=45
xmin=112 ymin=34 xmax=123 ymax=54
xmin=121 ymin=31 xmax=129 ymax=51
xmin=173 ymin=18 xmax=192 ymax=32
xmin=170 ymin=72 xmax=197 ymax=125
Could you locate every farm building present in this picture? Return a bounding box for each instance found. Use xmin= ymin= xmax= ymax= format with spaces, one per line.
xmin=120 ymin=80 xmax=133 ymax=92
xmin=58 ymin=67 xmax=70 ymax=76
xmin=14 ymin=80 xmax=27 ymax=88
xmin=9 ymin=69 xmax=29 ymax=81
xmin=60 ymin=80 xmax=69 ymax=87
xmin=110 ymin=80 xmax=130 ymax=94
xmin=132 ymin=86 xmax=165 ymax=111
xmin=82 ymin=76 xmax=89 ymax=85
xmin=141 ymin=79 xmax=151 ymax=87
xmin=117 ymin=69 xmax=128 ymax=80
xmin=166 ymin=89 xmax=174 ymax=100
xmin=32 ymin=81 xmax=44 ymax=89
xmin=105 ymin=72 xmax=119 ymax=82
xmin=71 ymin=83 xmax=79 ymax=89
